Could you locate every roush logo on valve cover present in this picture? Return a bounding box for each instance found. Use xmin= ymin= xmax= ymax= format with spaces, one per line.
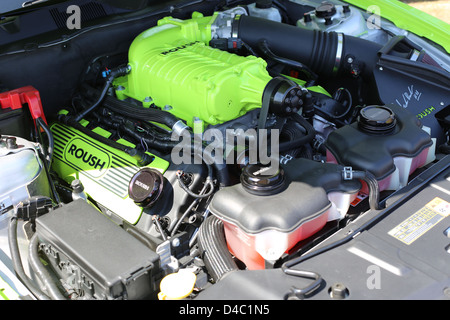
xmin=64 ymin=138 xmax=111 ymax=178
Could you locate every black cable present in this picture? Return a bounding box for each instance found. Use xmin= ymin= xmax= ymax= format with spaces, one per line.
xmin=81 ymin=84 xmax=180 ymax=129
xmin=169 ymin=176 xmax=212 ymax=236
xmin=35 ymin=117 xmax=53 ymax=167
xmin=68 ymin=88 xmax=232 ymax=186
xmin=118 ymin=123 xmax=178 ymax=153
xmin=74 ymin=66 xmax=130 ymax=122
xmin=152 ymin=216 xmax=168 ymax=241
xmin=332 ymin=88 xmax=353 ymax=119
xmin=176 ymin=168 xmax=215 ymax=199
xmin=34 ymin=118 xmax=61 ymax=205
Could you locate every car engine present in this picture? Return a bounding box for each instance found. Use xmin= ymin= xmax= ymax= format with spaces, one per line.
xmin=0 ymin=0 xmax=449 ymax=301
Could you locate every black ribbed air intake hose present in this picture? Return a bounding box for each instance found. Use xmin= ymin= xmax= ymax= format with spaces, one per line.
xmin=236 ymin=15 xmax=382 ymax=78
xmin=197 ymin=215 xmax=238 ymax=282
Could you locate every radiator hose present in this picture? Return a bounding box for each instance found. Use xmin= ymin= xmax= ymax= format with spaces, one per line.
xmin=197 ymin=215 xmax=238 ymax=282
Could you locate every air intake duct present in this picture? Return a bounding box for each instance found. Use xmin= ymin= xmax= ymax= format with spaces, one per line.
xmin=234 ymin=15 xmax=382 ymax=78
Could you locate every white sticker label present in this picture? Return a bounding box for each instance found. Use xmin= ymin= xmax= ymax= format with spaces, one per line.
xmin=388 ymin=197 xmax=449 ymax=245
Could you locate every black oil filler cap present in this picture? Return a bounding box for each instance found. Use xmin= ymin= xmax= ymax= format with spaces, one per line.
xmin=240 ymin=163 xmax=286 ymax=196
xmin=128 ymin=168 xmax=164 ymax=207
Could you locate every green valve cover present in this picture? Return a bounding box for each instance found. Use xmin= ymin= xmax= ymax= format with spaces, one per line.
xmin=50 ymin=120 xmax=169 ymax=225
xmin=115 ymin=13 xmax=273 ymax=127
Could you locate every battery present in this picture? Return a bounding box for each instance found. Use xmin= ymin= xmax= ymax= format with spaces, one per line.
xmin=0 ymin=86 xmax=46 ymax=139
xmin=35 ymin=199 xmax=161 ymax=300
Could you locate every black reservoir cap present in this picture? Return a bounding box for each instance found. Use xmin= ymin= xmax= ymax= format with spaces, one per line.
xmin=241 ymin=163 xmax=286 ymax=196
xmin=315 ymin=1 xmax=337 ymax=18
xmin=358 ymin=105 xmax=397 ymax=134
xmin=128 ymin=168 xmax=164 ymax=207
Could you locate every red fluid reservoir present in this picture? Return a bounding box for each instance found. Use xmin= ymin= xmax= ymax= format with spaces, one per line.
xmin=326 ymin=104 xmax=433 ymax=193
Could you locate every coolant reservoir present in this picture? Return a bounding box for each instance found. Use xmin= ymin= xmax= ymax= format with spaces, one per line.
xmin=248 ymin=1 xmax=282 ymax=22
xmin=326 ymin=104 xmax=433 ymax=192
xmin=209 ymin=159 xmax=361 ymax=270
xmin=296 ymin=2 xmax=368 ymax=38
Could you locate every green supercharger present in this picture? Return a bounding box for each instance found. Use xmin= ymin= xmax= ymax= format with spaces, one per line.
xmin=114 ymin=12 xmax=273 ymax=128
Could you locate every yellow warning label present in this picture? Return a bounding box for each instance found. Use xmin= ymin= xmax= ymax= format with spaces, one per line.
xmin=388 ymin=197 xmax=449 ymax=245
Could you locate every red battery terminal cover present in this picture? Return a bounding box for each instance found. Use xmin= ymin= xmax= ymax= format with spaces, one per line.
xmin=0 ymin=86 xmax=47 ymax=125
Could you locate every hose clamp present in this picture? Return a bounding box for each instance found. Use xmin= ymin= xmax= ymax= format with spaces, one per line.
xmin=231 ymin=15 xmax=240 ymax=39
xmin=172 ymin=120 xmax=190 ymax=137
xmin=333 ymin=33 xmax=344 ymax=75
xmin=342 ymin=166 xmax=353 ymax=180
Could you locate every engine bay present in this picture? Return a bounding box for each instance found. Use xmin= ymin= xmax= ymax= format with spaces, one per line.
xmin=0 ymin=0 xmax=449 ymax=300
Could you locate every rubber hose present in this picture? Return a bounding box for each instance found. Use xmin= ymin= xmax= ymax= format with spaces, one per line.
xmin=352 ymin=170 xmax=383 ymax=210
xmin=8 ymin=217 xmax=50 ymax=300
xmin=197 ymin=215 xmax=238 ymax=282
xmin=176 ymin=168 xmax=215 ymax=200
xmin=236 ymin=15 xmax=382 ymax=78
xmin=28 ymin=233 xmax=66 ymax=300
xmin=99 ymin=109 xmax=174 ymax=142
xmin=119 ymin=124 xmax=178 ymax=153
xmin=80 ymin=84 xmax=180 ymax=129
xmin=103 ymin=95 xmax=179 ymax=128
xmin=279 ymin=113 xmax=315 ymax=153
xmin=115 ymin=119 xmax=232 ymax=186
